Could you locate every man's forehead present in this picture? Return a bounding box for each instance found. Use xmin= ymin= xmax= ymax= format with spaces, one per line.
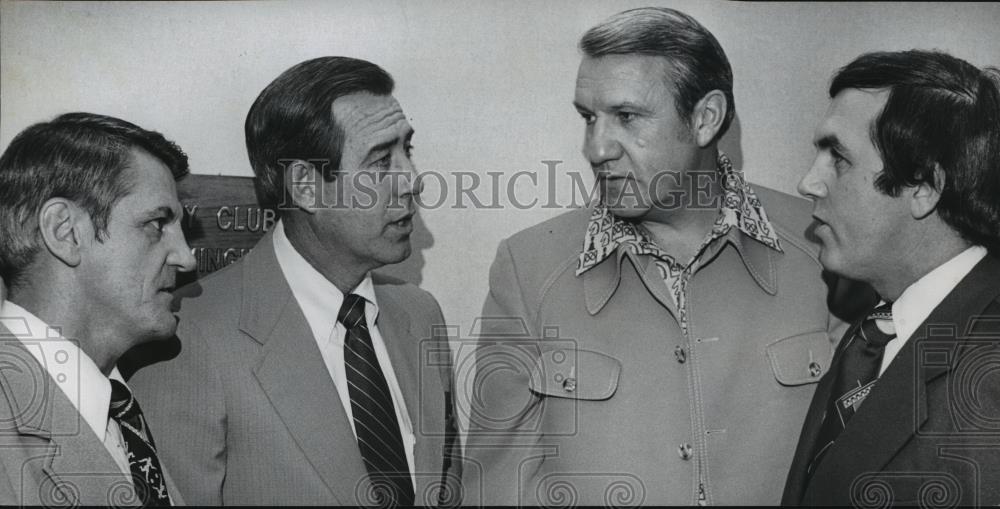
xmin=331 ymin=92 xmax=410 ymax=140
xmin=815 ymin=88 xmax=889 ymax=143
xmin=119 ymin=148 xmax=182 ymax=210
xmin=575 ymin=55 xmax=671 ymax=103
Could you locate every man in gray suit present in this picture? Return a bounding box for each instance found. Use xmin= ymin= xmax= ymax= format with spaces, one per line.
xmin=0 ymin=112 xmax=194 ymax=506
xmin=128 ymin=57 xmax=461 ymax=506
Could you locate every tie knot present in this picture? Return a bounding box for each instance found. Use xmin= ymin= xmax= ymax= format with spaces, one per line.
xmin=338 ymin=293 xmax=367 ymax=330
xmin=860 ymin=302 xmax=896 ymax=348
xmin=109 ymin=379 xmax=139 ymax=421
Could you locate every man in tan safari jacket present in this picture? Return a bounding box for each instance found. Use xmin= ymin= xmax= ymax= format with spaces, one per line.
xmin=463 ymin=7 xmax=863 ymax=506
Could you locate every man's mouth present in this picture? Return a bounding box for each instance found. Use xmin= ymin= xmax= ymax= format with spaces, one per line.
xmin=596 ymin=171 xmax=626 ymax=181
xmin=388 ymin=213 xmax=414 ymax=230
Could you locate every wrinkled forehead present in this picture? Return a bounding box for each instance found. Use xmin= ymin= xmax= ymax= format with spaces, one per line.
xmin=331 ymin=92 xmax=410 ymax=141
xmin=124 ymin=147 xmax=180 ymax=196
xmin=574 ymin=55 xmax=673 ymax=104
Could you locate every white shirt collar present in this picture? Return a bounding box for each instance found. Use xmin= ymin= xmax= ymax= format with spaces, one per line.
xmin=0 ymin=300 xmax=124 ymax=440
xmin=891 ymin=245 xmax=987 ymax=344
xmin=271 ymin=220 xmax=380 ymax=344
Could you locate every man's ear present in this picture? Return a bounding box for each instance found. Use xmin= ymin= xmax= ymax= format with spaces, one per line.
xmin=38 ymin=198 xmax=87 ymax=267
xmin=283 ymin=159 xmax=323 ymax=214
xmin=692 ymin=90 xmax=727 ymax=147
xmin=910 ymin=163 xmax=945 ymax=220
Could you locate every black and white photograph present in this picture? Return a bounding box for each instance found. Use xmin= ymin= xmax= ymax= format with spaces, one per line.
xmin=1 ymin=1 xmax=998 ymax=506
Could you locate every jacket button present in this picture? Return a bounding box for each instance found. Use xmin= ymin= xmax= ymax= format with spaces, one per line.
xmin=674 ymin=346 xmax=687 ymax=364
xmin=808 ymin=361 xmax=822 ymax=378
xmin=562 ymin=377 xmax=576 ymax=392
xmin=678 ymin=443 xmax=693 ymax=460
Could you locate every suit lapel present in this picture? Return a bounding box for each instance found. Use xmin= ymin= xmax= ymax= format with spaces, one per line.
xmin=374 ymin=281 xmax=447 ymax=502
xmin=162 ymin=467 xmax=186 ymax=506
xmin=0 ymin=335 xmax=134 ymax=506
xmin=372 ymin=285 xmax=419 ymax=436
xmin=805 ymin=254 xmax=1000 ymax=502
xmin=242 ymin=234 xmax=370 ymax=504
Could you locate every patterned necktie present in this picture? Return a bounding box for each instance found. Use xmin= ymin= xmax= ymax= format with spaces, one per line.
xmin=108 ymin=379 xmax=171 ymax=507
xmin=339 ymin=294 xmax=414 ymax=507
xmin=806 ymin=303 xmax=896 ymax=478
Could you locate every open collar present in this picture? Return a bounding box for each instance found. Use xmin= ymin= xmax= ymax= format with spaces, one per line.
xmin=578 ymin=153 xmax=782 ymax=314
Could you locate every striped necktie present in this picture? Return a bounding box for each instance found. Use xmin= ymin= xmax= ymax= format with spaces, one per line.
xmin=339 ymin=293 xmax=414 ymax=507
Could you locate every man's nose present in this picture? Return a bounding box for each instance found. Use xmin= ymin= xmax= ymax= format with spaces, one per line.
xmin=395 ymin=155 xmax=422 ymax=196
xmin=798 ymin=158 xmax=827 ymax=200
xmin=170 ymin=230 xmax=197 ymax=273
xmin=582 ymin=118 xmax=623 ymax=168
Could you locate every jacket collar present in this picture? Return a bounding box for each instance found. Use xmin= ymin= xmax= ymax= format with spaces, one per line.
xmin=578 ymin=153 xmax=781 ymax=314
xmin=582 ymin=222 xmax=779 ymax=315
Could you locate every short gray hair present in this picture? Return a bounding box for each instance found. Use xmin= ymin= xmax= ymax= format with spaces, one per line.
xmin=580 ymin=7 xmax=735 ymax=141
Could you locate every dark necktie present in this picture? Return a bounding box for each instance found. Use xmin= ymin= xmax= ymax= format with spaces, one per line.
xmin=108 ymin=379 xmax=171 ymax=507
xmin=339 ymin=294 xmax=414 ymax=507
xmin=806 ymin=303 xmax=896 ymax=478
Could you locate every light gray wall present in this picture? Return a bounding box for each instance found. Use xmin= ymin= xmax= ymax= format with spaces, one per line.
xmin=3 ymin=0 xmax=999 ymax=340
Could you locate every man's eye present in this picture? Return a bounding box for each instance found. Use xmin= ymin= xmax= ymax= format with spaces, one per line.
xmin=373 ymin=154 xmax=391 ymax=168
xmin=579 ymin=112 xmax=595 ymax=125
xmin=146 ymin=218 xmax=167 ymax=236
xmin=618 ymin=111 xmax=637 ymax=123
xmin=404 ymin=144 xmax=414 ymax=158
xmin=831 ymin=150 xmax=850 ymax=171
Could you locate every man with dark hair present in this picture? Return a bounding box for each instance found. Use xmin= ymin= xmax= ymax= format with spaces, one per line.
xmin=464 ymin=7 xmax=855 ymax=506
xmin=784 ymin=49 xmax=1000 ymax=506
xmin=128 ymin=57 xmax=462 ymax=506
xmin=0 ymin=112 xmax=194 ymax=505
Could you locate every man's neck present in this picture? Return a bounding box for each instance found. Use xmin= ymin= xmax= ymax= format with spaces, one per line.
xmin=641 ymin=207 xmax=720 ymax=264
xmin=640 ymin=149 xmax=723 ymax=262
xmin=870 ymin=227 xmax=972 ymax=301
xmin=7 ymin=285 xmax=119 ymax=376
xmin=283 ymin=216 xmax=372 ymax=294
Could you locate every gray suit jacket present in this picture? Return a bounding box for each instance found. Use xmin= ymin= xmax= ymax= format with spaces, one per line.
xmin=0 ymin=334 xmax=185 ymax=506
xmin=126 ymin=230 xmax=462 ymax=506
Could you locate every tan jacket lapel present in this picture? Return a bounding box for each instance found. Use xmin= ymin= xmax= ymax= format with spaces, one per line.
xmin=240 ymin=234 xmax=370 ymax=504
xmin=0 ymin=335 xmax=134 ymax=506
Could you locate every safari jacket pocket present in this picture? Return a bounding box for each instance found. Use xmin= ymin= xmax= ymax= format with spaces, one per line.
xmin=765 ymin=330 xmax=834 ymax=386
xmin=528 ymin=348 xmax=621 ymax=400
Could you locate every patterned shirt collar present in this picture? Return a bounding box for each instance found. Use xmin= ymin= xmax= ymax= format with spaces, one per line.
xmin=577 ymin=152 xmax=782 ymax=276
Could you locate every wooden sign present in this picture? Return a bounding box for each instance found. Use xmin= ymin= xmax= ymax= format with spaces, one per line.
xmin=177 ymin=174 xmax=274 ymax=283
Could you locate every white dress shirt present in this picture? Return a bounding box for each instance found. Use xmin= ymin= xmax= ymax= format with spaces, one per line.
xmin=0 ymin=300 xmax=132 ymax=475
xmin=272 ymin=221 xmax=416 ymax=488
xmin=879 ymin=245 xmax=988 ymax=375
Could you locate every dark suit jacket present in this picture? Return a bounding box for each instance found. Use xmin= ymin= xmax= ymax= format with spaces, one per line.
xmin=783 ymin=254 xmax=1000 ymax=506
xmin=0 ymin=334 xmax=185 ymax=506
xmin=125 ymin=231 xmax=461 ymax=506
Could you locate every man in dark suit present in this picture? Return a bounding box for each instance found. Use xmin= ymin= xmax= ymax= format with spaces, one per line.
xmin=0 ymin=113 xmax=194 ymax=505
xmin=784 ymin=50 xmax=1000 ymax=506
xmin=127 ymin=57 xmax=461 ymax=506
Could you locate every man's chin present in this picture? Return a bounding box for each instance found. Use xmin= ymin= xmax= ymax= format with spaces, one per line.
xmin=817 ymin=247 xmax=847 ymax=277
xmin=379 ymin=242 xmax=412 ymax=266
xmin=142 ymin=314 xmax=180 ymax=343
xmin=605 ymin=204 xmax=649 ymax=220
